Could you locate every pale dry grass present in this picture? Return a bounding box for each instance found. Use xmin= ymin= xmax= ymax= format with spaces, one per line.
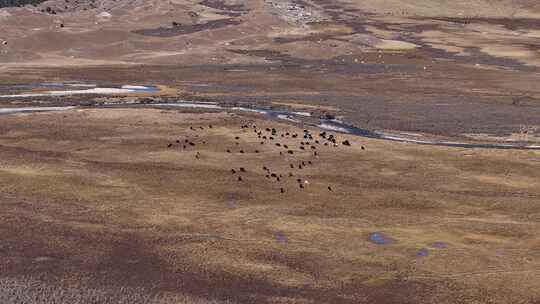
xmin=0 ymin=277 xmax=230 ymax=304
xmin=0 ymin=108 xmax=539 ymax=303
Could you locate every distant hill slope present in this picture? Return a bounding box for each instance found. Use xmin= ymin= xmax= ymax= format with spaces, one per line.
xmin=0 ymin=0 xmax=46 ymax=8
xmin=347 ymin=0 xmax=540 ymax=17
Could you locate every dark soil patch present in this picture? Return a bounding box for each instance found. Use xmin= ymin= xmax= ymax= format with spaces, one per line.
xmin=133 ymin=19 xmax=242 ymax=37
xmin=226 ymin=49 xmax=297 ymax=62
xmin=428 ymin=17 xmax=540 ymax=31
xmin=199 ymin=0 xmax=249 ymax=17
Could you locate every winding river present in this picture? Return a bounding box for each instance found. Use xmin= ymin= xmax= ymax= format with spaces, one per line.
xmin=0 ymin=83 xmax=539 ymax=150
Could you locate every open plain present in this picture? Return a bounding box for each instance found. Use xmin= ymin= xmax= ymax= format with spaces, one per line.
xmin=1 ymin=0 xmax=540 ymax=303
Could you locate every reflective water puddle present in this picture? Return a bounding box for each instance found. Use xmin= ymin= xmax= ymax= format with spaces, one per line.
xmin=368 ymin=232 xmax=396 ymax=245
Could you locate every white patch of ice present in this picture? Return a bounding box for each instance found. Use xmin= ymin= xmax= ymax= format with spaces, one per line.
xmin=381 ymin=135 xmax=433 ymax=144
xmin=276 ymin=114 xmax=300 ymax=123
xmin=152 ymin=103 xmax=222 ymax=109
xmin=380 ymin=134 xmax=539 ymax=149
xmin=232 ymin=107 xmax=268 ymax=114
xmin=0 ymin=88 xmax=130 ymax=98
xmin=0 ymin=106 xmax=76 ymax=115
xmin=121 ymin=85 xmax=151 ymax=90
xmin=318 ymin=123 xmax=351 ymax=133
xmin=292 ymin=111 xmax=311 ymax=117
xmin=0 ymin=10 xmax=12 ymax=20
xmin=66 ymin=83 xmax=97 ymax=88
xmin=0 ymin=86 xmax=157 ymax=98
xmin=96 ymin=12 xmax=112 ymax=19
xmin=169 ymin=100 xmax=218 ymax=105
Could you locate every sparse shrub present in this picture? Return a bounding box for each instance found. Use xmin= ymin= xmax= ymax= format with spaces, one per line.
xmin=517 ymin=125 xmax=539 ymax=142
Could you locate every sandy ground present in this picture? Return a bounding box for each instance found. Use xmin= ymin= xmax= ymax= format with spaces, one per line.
xmin=0 ymin=107 xmax=540 ymax=303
